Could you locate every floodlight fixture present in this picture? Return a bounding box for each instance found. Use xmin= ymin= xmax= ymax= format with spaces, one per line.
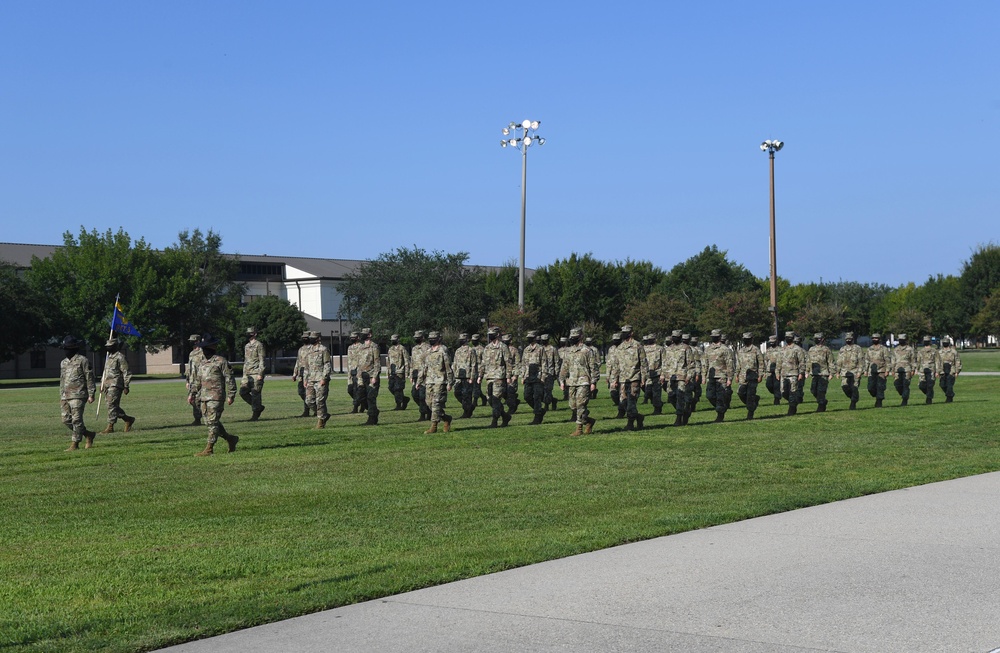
xmin=499 ymin=118 xmax=546 ymax=311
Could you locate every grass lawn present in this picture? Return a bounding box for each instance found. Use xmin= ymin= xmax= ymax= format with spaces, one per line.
xmin=1 ymin=375 xmax=998 ymax=652
xmin=957 ymin=348 xmax=1000 ymax=372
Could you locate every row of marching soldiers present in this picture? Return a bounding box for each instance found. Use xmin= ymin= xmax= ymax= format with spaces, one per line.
xmin=613 ymin=328 xmax=963 ymax=427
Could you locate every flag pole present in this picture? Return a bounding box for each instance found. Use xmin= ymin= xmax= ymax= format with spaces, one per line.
xmin=95 ymin=293 xmax=118 ymax=417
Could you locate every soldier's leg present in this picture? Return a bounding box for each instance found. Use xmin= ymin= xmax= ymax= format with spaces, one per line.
xmin=252 ymin=377 xmax=265 ymax=417
xmin=747 ymin=379 xmax=760 ymax=417
xmin=737 ymin=383 xmax=749 ymax=407
xmin=107 ymin=386 xmax=124 ymax=425
xmin=305 ymin=382 xmax=317 ymax=416
xmin=781 ymin=378 xmax=791 ymax=402
xmin=651 ymin=378 xmax=663 ymax=413
xmin=900 ymin=375 xmax=911 ymax=404
xmin=506 ymin=380 xmax=520 ymax=413
xmin=673 ymin=381 xmax=689 ymax=424
xmin=945 ymin=374 xmax=956 ymax=401
xmin=786 ymin=377 xmax=800 ymax=415
xmin=817 ymin=376 xmax=828 ymax=409
xmin=239 ymin=376 xmax=253 ymax=406
xmin=364 ymin=375 xmax=379 ymax=424
xmin=314 ymin=381 xmax=330 ymax=421
xmin=191 ymin=393 xmax=203 ymax=424
xmin=297 ymin=379 xmax=307 ymax=410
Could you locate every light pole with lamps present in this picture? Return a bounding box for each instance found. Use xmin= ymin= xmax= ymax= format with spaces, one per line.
xmin=760 ymin=138 xmax=783 ymax=339
xmin=501 ymin=119 xmax=545 ymax=312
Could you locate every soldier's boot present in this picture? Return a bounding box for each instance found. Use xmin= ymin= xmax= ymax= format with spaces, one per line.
xmin=816 ymin=404 xmax=826 ymax=413
xmin=424 ymin=422 xmax=438 ymax=434
xmin=652 ymin=405 xmax=662 ymax=415
xmin=351 ymin=405 xmax=359 ymax=414
xmin=301 ymin=404 xmax=311 ymax=417
xmin=191 ymin=419 xmax=202 ymax=426
xmin=570 ymin=424 xmax=583 ymax=437
xmin=195 ymin=443 xmax=214 ymax=457
xmin=316 ymin=415 xmax=329 ymax=428
xmin=99 ymin=424 xmax=115 ymax=434
xmin=551 ymin=399 xmax=558 ymax=410
xmin=403 ymin=397 xmax=410 ymax=409
xmin=849 ymin=399 xmax=857 ymax=410
xmin=66 ymin=440 xmax=80 ymax=451
xmin=635 ymin=414 xmax=644 ymax=430
xmin=746 ymin=409 xmax=755 ymax=420
xmin=616 ymin=407 xmax=626 ymax=419
xmin=625 ymin=417 xmax=635 ymax=431
xmin=714 ymin=412 xmax=724 ymax=423
xmin=946 ymin=396 xmax=953 ymax=403
xmin=901 ymin=397 xmax=908 ymax=407
xmin=123 ymin=416 xmax=135 ymax=432
xmin=531 ymin=413 xmax=543 ymax=425
xmin=875 ymin=398 xmax=883 ymax=408
xmin=490 ymin=416 xmax=499 ymax=428
xmin=926 ymin=397 xmax=932 ymax=405
xmin=673 ymin=414 xmax=684 ymax=426
xmin=501 ymin=412 xmax=511 ymax=427
xmin=787 ymin=403 xmax=798 ymax=416
xmin=84 ymin=431 xmax=96 ymax=448
xmin=584 ymin=417 xmax=595 ymax=434
xmin=442 ymin=415 xmax=453 ymax=433
xmin=222 ymin=433 xmax=239 ymax=453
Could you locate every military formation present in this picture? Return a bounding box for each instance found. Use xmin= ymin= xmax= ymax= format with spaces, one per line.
xmin=57 ymin=324 xmax=966 ymax=453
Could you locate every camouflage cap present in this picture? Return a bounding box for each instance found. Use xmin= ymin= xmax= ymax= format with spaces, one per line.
xmin=898 ymin=333 xmax=908 ymax=340
xmin=612 ymin=332 xmax=622 ymax=341
xmin=458 ymin=332 xmax=469 ymax=340
xmin=501 ymin=333 xmax=512 ymax=342
xmin=671 ymin=329 xmax=682 ymax=338
xmin=487 ymin=326 xmax=499 ymax=336
xmin=413 ymin=330 xmax=424 ymax=338
xmin=742 ymin=332 xmax=754 ymax=339
xmin=526 ymin=330 xmax=538 ymax=339
xmin=360 ymin=327 xmax=372 ymax=336
xmin=768 ymin=335 xmax=778 ymax=342
xmin=246 ymin=326 xmax=257 ymax=335
xmin=471 ymin=333 xmax=481 ymax=341
xmin=943 ymin=337 xmax=953 ymax=345
xmin=301 ymin=330 xmax=311 ymax=339
xmin=427 ymin=331 xmax=440 ymax=340
xmin=559 ymin=337 xmax=568 ymax=344
xmin=350 ymin=330 xmax=359 ymax=338
xmin=189 ymin=333 xmax=201 ymax=343
xmin=710 ymin=329 xmax=722 ymax=337
xmin=620 ymin=324 xmax=633 ymax=333
xmin=814 ymin=333 xmax=824 ymax=340
xmin=681 ymin=333 xmax=691 ymax=341
xmin=585 ymin=337 xmax=593 ymax=344
xmin=645 ymin=333 xmax=656 ymax=341
xmin=720 ymin=333 xmax=729 ymax=341
xmin=690 ymin=336 xmax=700 ymax=344
xmin=871 ymin=333 xmax=882 ymax=340
xmin=845 ymin=332 xmax=855 ymax=339
xmin=784 ymin=331 xmax=795 ymax=339
xmin=922 ymin=335 xmax=932 ymax=343
xmin=569 ymin=328 xmax=582 ymax=338
xmin=390 ymin=334 xmax=399 ymax=341
xmin=105 ymin=337 xmax=119 ymax=348
xmin=793 ymin=335 xmax=802 ymax=343
xmin=310 ymin=331 xmax=321 ymax=338
xmin=540 ymin=334 xmax=550 ymax=341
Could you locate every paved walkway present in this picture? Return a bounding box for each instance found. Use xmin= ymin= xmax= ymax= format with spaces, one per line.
xmin=158 ymin=472 xmax=1000 ymax=653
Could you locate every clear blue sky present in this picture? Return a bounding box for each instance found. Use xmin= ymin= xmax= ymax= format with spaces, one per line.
xmin=2 ymin=2 xmax=997 ymax=286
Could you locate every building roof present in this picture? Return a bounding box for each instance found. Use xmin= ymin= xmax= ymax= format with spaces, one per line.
xmin=0 ymin=243 xmax=59 ymax=268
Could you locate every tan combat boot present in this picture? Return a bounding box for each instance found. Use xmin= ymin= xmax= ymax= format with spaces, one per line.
xmin=99 ymin=424 xmax=114 ymax=435
xmin=84 ymin=431 xmax=96 ymax=449
xmin=66 ymin=440 xmax=79 ymax=451
xmin=569 ymin=424 xmax=583 ymax=437
xmin=123 ymin=416 xmax=135 ymax=432
xmin=424 ymin=422 xmax=438 ymax=434
xmin=195 ymin=443 xmax=214 ymax=457
xmin=441 ymin=415 xmax=452 ymax=433
xmin=584 ymin=418 xmax=595 ymax=434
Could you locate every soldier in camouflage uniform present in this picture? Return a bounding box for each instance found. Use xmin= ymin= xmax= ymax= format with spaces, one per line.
xmin=387 ymin=334 xmax=411 ymax=411
xmin=735 ymin=332 xmax=766 ymax=420
xmin=471 ymin=333 xmax=487 ymax=407
xmin=560 ymin=328 xmax=598 ymax=436
xmin=188 ymin=334 xmax=238 ymax=456
xmin=417 ymin=331 xmax=454 ymax=433
xmin=410 ymin=331 xmax=432 ymax=421
xmin=866 ymin=333 xmax=892 ymax=408
xmin=916 ymin=335 xmax=940 ymax=404
xmin=764 ymin=334 xmax=782 ymax=405
xmin=891 ymin=333 xmax=918 ymax=406
xmin=703 ymin=329 xmax=734 ymax=422
xmin=99 ymin=337 xmax=135 ymax=434
xmin=557 ymin=336 xmax=570 ymax=402
xmin=347 ymin=331 xmax=365 ymax=414
xmin=662 ymin=330 xmax=695 ymax=426
xmin=778 ymin=331 xmax=807 ymax=415
xmin=611 ymin=325 xmax=648 ymax=431
xmin=356 ymin=327 xmax=381 ymax=425
xmin=584 ymin=337 xmax=600 ymax=399
xmin=938 ymin=337 xmax=961 ymax=402
xmin=502 ymin=333 xmax=521 ymax=414
xmin=307 ymin=331 xmax=332 ymax=428
xmin=688 ymin=335 xmax=703 ymax=412
xmin=836 ymin=332 xmax=866 ymax=410
xmin=185 ymin=333 xmax=205 ymax=425
xmin=60 ymin=336 xmax=97 ymax=451
xmin=541 ymin=334 xmax=559 ymax=410
xmin=606 ymin=332 xmax=623 ymax=417
xmin=643 ymin=334 xmax=665 ymax=415
xmin=807 ymin=332 xmax=836 ymax=413
xmin=478 ymin=327 xmax=513 ymax=428
xmin=451 ymin=333 xmax=478 ymax=418
xmin=520 ymin=331 xmax=549 ymax=424
xmin=293 ymin=330 xmax=312 ymax=417
xmin=239 ymin=326 xmax=266 ymax=421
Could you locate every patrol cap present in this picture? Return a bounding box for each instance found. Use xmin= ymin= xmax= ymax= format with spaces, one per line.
xmin=645 ymin=333 xmax=656 ymax=341
xmin=620 ymin=325 xmax=633 ymax=334
xmin=720 ymin=333 xmax=729 ymax=341
xmin=814 ymin=332 xmax=824 ymax=340
xmin=458 ymin=332 xmax=469 ymax=340
xmin=471 ymin=334 xmax=481 ymax=342
xmin=301 ymin=330 xmax=311 ymax=339
xmin=189 ymin=333 xmax=201 ymax=343
xmin=845 ymin=331 xmax=855 ymax=340
xmin=310 ymin=331 xmax=321 ymax=338
xmin=427 ymin=331 xmax=440 ymax=340
xmin=742 ymin=332 xmax=754 ymax=339
xmin=690 ymin=336 xmax=699 ymax=344
xmin=487 ymin=326 xmax=499 ymax=336
xmin=898 ymin=333 xmax=908 ymax=341
xmin=569 ymin=328 xmax=582 ymax=338
xmin=671 ymin=329 xmax=682 ymax=337
xmin=710 ymin=329 xmax=722 ymax=337
xmin=922 ymin=335 xmax=932 ymax=343
xmin=784 ymin=331 xmax=795 ymax=339
xmin=526 ymin=330 xmax=538 ymax=339
xmin=943 ymin=337 xmax=952 ymax=345
xmin=413 ymin=330 xmax=424 ymax=338
xmin=681 ymin=333 xmax=691 ymax=341
xmin=612 ymin=332 xmax=622 ymax=341
xmin=585 ymin=337 xmax=593 ymax=344
xmin=105 ymin=337 xmax=119 ymax=348
xmin=871 ymin=333 xmax=881 ymax=340
xmin=360 ymin=327 xmax=372 ymax=336
xmin=61 ymin=335 xmax=82 ymax=350
xmin=793 ymin=335 xmax=802 ymax=343
xmin=350 ymin=330 xmax=359 ymax=338
xmin=501 ymin=333 xmax=512 ymax=342
xmin=390 ymin=334 xmax=399 ymax=342
xmin=246 ymin=326 xmax=258 ymax=336
xmin=540 ymin=334 xmax=550 ymax=341
xmin=768 ymin=335 xmax=777 ymax=342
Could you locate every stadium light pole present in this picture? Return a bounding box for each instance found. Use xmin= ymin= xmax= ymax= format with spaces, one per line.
xmin=501 ymin=119 xmax=545 ymax=312
xmin=760 ymin=139 xmax=784 ymax=340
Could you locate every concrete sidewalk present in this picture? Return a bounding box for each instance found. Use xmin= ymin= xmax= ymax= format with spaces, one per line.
xmin=158 ymin=472 xmax=1000 ymax=653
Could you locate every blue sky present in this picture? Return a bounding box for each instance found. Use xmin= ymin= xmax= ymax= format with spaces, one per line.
xmin=2 ymin=2 xmax=997 ymax=286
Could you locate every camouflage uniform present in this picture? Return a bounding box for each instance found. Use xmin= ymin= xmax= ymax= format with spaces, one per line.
xmin=662 ymin=330 xmax=694 ymax=424
xmin=387 ymin=336 xmax=411 ymax=410
xmin=185 ymin=334 xmax=205 ymax=425
xmin=520 ymin=332 xmax=549 ymax=423
xmin=606 ymin=334 xmax=622 ymax=414
xmin=778 ymin=332 xmax=807 ymax=415
xmin=189 ymin=337 xmax=238 ymax=455
xmin=735 ymin=334 xmax=766 ymax=419
xmin=419 ymin=334 xmax=454 ymax=431
xmin=239 ymin=328 xmax=266 ymax=419
xmin=293 ymin=331 xmax=312 ymax=416
xmin=806 ymin=334 xmax=836 ymax=412
xmin=347 ymin=333 xmax=366 ymax=413
xmin=557 ymin=337 xmax=570 ymax=402
xmin=100 ymin=341 xmax=134 ymax=432
xmin=479 ymin=330 xmax=513 ymax=427
xmin=916 ymin=336 xmax=940 ymax=404
xmin=560 ymin=329 xmax=598 ymax=435
xmin=703 ymin=330 xmax=734 ymax=421
xmin=503 ymin=335 xmax=521 ymax=413
xmin=452 ymin=335 xmax=478 ymax=418
xmin=866 ymin=335 xmax=892 ymax=407
xmin=937 ymin=338 xmax=961 ymax=402
xmin=688 ymin=336 xmax=704 ymax=411
xmin=890 ymin=336 xmax=918 ymax=406
xmin=410 ymin=332 xmax=432 ymax=421
xmin=611 ymin=326 xmax=648 ymax=430
xmin=643 ymin=335 xmax=665 ymax=414
xmin=59 ymin=337 xmax=96 ymax=449
xmin=764 ymin=336 xmax=782 ymax=405
xmin=836 ymin=333 xmax=866 ymax=409
xmin=542 ymin=334 xmax=559 ymax=410
xmin=355 ymin=329 xmax=381 ymax=424
xmin=306 ymin=331 xmax=332 ymax=426
xmin=471 ymin=334 xmax=487 ymax=407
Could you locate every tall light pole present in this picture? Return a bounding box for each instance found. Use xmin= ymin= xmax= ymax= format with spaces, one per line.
xmin=760 ymin=139 xmax=783 ymax=340
xmin=501 ymin=119 xmax=545 ymax=312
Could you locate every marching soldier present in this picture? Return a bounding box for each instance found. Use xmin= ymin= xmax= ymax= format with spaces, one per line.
xmin=99 ymin=337 xmax=135 ymax=434
xmin=688 ymin=335 xmax=703 ymax=412
xmin=735 ymin=332 xmax=765 ymax=420
xmin=502 ymin=333 xmax=521 ymax=413
xmin=387 ymin=334 xmax=411 ymax=411
xmin=417 ymin=331 xmax=454 ymax=433
xmin=541 ymin=334 xmax=559 ymax=409
xmin=764 ymin=334 xmax=782 ymax=405
xmin=836 ymin=332 xmax=866 ymax=410
xmin=478 ymin=327 xmax=513 ymax=428
xmin=807 ymin=333 xmax=835 ymax=412
xmin=938 ymin=337 xmax=962 ymax=402
xmin=356 ymin=327 xmax=381 ymax=425
xmin=307 ymin=331 xmax=332 ymax=428
xmin=188 ymin=334 xmax=239 ymax=457
xmin=891 ymin=333 xmax=918 ymax=406
xmin=471 ymin=333 xmax=487 ymax=407
xmin=607 ymin=332 xmax=623 ymax=417
xmin=452 ymin=333 xmax=478 ymax=418
xmin=347 ymin=331 xmax=365 ymax=414
xmin=185 ymin=333 xmax=205 ymax=425
xmin=643 ymin=334 xmax=665 ymax=415
xmin=410 ymin=330 xmax=432 ymax=421
xmin=611 ymin=325 xmax=648 ymax=431
xmin=703 ymin=329 xmax=734 ymax=422
xmin=916 ymin=335 xmax=940 ymax=404
xmin=292 ymin=330 xmax=312 ymax=417
xmin=662 ymin=330 xmax=694 ymax=426
xmin=60 ymin=335 xmax=96 ymax=451
xmin=866 ymin=333 xmax=892 ymax=408
xmin=520 ymin=331 xmax=549 ymax=424
xmin=778 ymin=331 xmax=807 ymax=416
xmin=239 ymin=326 xmax=266 ymax=421
xmin=560 ymin=328 xmax=598 ymax=436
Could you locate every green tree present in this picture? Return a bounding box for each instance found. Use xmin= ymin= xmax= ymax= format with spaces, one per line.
xmin=525 ymin=253 xmax=623 ymax=335
xmin=960 ymin=243 xmax=1000 ymax=325
xmin=823 ymin=281 xmax=893 ymax=336
xmin=621 ymin=292 xmax=696 ymax=339
xmin=238 ymin=295 xmax=308 ymax=372
xmin=26 ymin=228 xmax=160 ymax=351
xmin=482 ymin=261 xmax=519 ymax=312
xmin=488 ymin=304 xmax=540 ymax=341
xmin=790 ymin=302 xmax=847 ymax=340
xmin=887 ymin=307 xmax=932 ymax=339
xmin=338 ymin=247 xmax=488 ymax=337
xmin=912 ymin=274 xmax=967 ymax=338
xmin=0 ymin=261 xmax=51 ymax=362
xmin=658 ymin=245 xmax=760 ymax=310
xmin=970 ymin=292 xmax=1000 ymax=339
xmin=695 ymin=289 xmax=770 ymax=339
xmin=617 ymin=259 xmax=667 ymax=306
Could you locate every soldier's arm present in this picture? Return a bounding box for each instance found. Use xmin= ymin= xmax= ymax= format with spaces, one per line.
xmin=225 ymin=362 xmax=237 ymax=403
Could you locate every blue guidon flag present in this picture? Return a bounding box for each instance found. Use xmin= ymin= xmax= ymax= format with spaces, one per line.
xmin=111 ymin=300 xmax=142 ymax=337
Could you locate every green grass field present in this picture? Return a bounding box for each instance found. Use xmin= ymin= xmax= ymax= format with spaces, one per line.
xmin=2 ymin=375 xmax=998 ymax=652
